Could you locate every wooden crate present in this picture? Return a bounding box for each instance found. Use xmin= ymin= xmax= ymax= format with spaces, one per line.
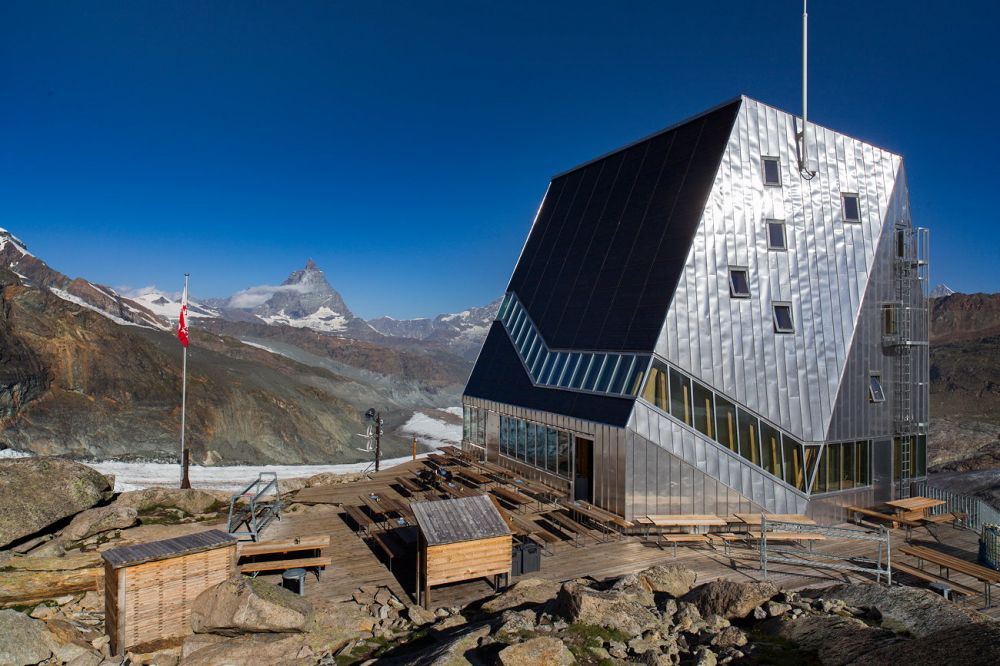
xmin=102 ymin=529 xmax=236 ymax=655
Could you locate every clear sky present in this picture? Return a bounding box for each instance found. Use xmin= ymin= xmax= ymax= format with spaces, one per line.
xmin=2 ymin=1 xmax=997 ymax=319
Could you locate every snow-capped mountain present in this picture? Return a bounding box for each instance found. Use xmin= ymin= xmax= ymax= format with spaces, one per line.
xmin=123 ymin=287 xmax=221 ymax=321
xmin=368 ymin=297 xmax=502 ymax=359
xmin=1 ymin=228 xmax=167 ymax=330
xmin=222 ymin=259 xmax=376 ymax=337
xmin=930 ymin=284 xmax=957 ymax=298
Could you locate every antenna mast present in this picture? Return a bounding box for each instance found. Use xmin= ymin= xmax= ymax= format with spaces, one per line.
xmin=798 ymin=0 xmax=817 ymax=179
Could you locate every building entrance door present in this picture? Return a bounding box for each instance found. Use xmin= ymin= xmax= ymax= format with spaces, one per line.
xmin=872 ymin=439 xmax=892 ymax=503
xmin=574 ymin=437 xmax=593 ymax=502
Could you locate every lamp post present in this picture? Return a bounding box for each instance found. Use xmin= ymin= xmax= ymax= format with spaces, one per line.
xmin=365 ymin=408 xmax=383 ymax=472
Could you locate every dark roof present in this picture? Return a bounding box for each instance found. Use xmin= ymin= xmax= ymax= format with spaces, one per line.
xmin=507 ymin=98 xmax=741 ymax=353
xmin=464 ymin=322 xmax=636 ymax=427
xmin=101 ymin=529 xmax=236 ymax=569
xmin=411 ymin=495 xmax=510 ymax=546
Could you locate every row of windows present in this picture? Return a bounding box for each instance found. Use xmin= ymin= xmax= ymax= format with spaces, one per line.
xmin=761 ymin=156 xmax=861 ymax=223
xmin=641 ymin=360 xmax=808 ymax=491
xmin=462 ymin=406 xmax=487 ymax=448
xmin=498 ymin=415 xmax=572 ymax=479
xmin=812 ymin=440 xmax=872 ymax=493
xmin=497 ymin=293 xmax=649 ymax=397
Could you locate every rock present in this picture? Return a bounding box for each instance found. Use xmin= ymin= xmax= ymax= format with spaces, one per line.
xmin=0 ymin=458 xmax=112 ymax=548
xmin=809 ymin=582 xmax=992 ymax=637
xmin=849 ymin=621 xmax=1000 ymax=666
xmin=770 ymin=614 xmax=897 ymax=666
xmin=65 ymin=652 xmax=103 ymax=666
xmin=433 ymin=613 xmax=468 ymax=632
xmin=609 ymin=573 xmax=655 ymax=607
xmin=693 ymin=646 xmax=717 ymax=666
xmin=112 ymin=487 xmax=222 ymax=516
xmin=374 ymin=588 xmax=392 ymax=605
xmin=42 ymin=618 xmax=104 ymax=664
xmin=191 ymin=576 xmax=313 ymax=635
xmin=180 ymin=632 xmax=311 ymax=666
xmin=673 ymin=602 xmax=706 ymax=633
xmin=765 ymin=601 xmax=791 ymax=617
xmin=608 ymin=641 xmax=628 ymax=659
xmin=0 ymin=609 xmax=53 ymax=665
xmin=78 ymin=591 xmax=103 ymax=611
xmin=481 ymin=577 xmax=561 ymax=613
xmin=304 ymin=600 xmax=377 ymax=655
xmin=423 ymin=623 xmax=491 ymax=666
xmin=497 ymin=636 xmax=576 ymax=666
xmin=406 ymin=604 xmax=437 ymax=626
xmin=711 ymin=626 xmax=747 ymax=648
xmin=62 ymin=506 xmax=138 ymax=542
xmin=752 ymin=605 xmax=766 ymax=620
xmin=637 ymin=564 xmax=698 ymax=597
xmin=496 ymin=609 xmax=536 ymax=637
xmin=557 ymin=582 xmax=662 ymax=635
xmin=684 ymin=580 xmax=779 ymax=619
xmin=702 ymin=613 xmax=730 ymax=633
xmin=30 ymin=604 xmax=57 ymax=620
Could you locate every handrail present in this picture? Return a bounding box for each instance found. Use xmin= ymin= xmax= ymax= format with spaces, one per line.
xmin=910 ymin=480 xmax=1000 ymax=533
xmin=760 ymin=515 xmax=891 ymax=585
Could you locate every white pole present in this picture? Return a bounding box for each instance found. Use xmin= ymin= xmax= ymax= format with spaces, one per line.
xmin=180 ymin=273 xmax=189 ymax=488
xmin=803 ymin=0 xmax=808 ymax=128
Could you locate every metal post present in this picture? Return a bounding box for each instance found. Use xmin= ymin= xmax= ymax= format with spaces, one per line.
xmin=374 ymin=411 xmax=382 ymax=472
xmin=180 ymin=273 xmax=190 ymax=490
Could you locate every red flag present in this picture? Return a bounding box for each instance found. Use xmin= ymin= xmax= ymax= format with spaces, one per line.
xmin=177 ymin=284 xmax=189 ymax=348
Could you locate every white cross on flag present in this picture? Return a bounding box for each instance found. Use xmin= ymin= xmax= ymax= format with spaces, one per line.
xmin=177 ymin=285 xmax=189 ymax=348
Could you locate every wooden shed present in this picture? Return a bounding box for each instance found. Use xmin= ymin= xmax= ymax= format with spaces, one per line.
xmin=102 ymin=529 xmax=237 ymax=654
xmin=412 ymin=495 xmax=512 ymax=608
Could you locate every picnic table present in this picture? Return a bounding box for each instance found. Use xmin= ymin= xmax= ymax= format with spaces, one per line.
xmin=733 ymin=513 xmax=817 ymax=527
xmin=237 ymin=534 xmax=331 ymax=577
xmin=900 ymin=544 xmax=1000 ymax=606
xmin=543 ymin=510 xmax=590 ymax=547
xmin=559 ymin=500 xmax=627 ymax=540
xmin=457 ymin=468 xmax=491 ymax=487
xmin=491 ymin=486 xmax=534 ymax=512
xmin=885 ymin=497 xmax=946 ymax=520
xmin=359 ymin=493 xmax=392 ymax=518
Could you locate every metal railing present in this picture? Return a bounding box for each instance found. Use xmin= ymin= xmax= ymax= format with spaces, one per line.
xmin=910 ymin=480 xmax=1000 ymax=533
xmin=226 ymin=472 xmax=283 ymax=542
xmin=759 ymin=517 xmax=892 ymax=585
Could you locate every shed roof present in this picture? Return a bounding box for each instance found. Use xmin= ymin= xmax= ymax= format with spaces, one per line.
xmin=411 ymin=495 xmax=510 ymax=546
xmin=101 ymin=529 xmax=236 ymax=569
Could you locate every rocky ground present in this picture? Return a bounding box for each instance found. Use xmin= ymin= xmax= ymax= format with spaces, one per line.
xmin=3 ymin=457 xmax=1000 ymax=665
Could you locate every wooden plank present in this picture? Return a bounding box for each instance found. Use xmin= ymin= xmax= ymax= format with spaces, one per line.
xmin=239 ymin=556 xmax=332 ymax=574
xmin=238 ymin=535 xmax=330 ymax=557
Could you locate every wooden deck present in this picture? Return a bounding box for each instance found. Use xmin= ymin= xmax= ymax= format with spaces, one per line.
xmin=262 ymin=461 xmax=999 ymax=618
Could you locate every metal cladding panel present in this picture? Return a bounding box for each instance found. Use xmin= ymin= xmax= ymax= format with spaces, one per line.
xmin=630 ymin=403 xmax=806 ymax=514
xmin=826 ymin=167 xmax=911 ymax=441
xmin=507 ymin=99 xmax=741 ymax=352
xmin=656 ymin=97 xmax=902 ymax=442
xmin=464 ymin=322 xmax=635 ymax=427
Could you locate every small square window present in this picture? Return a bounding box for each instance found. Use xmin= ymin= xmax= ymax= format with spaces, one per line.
xmin=767 ymin=220 xmax=786 ymax=250
xmin=762 ymin=157 xmax=781 ymax=186
xmin=842 ymin=193 xmax=861 ymax=222
xmin=729 ymin=268 xmax=750 ymax=298
xmin=869 ymin=374 xmax=886 ymax=403
xmin=772 ymin=303 xmax=794 ymax=333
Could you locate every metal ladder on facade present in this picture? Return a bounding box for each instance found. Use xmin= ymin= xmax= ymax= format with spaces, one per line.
xmin=889 ymin=226 xmax=929 ymax=499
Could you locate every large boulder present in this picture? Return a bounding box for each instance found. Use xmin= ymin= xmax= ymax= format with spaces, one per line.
xmin=112 ymin=487 xmax=223 ymax=516
xmin=481 ymin=578 xmax=561 ymax=613
xmin=191 ymin=576 xmax=313 ymax=635
xmin=770 ymin=614 xmax=898 ymax=666
xmin=849 ymin=621 xmax=1000 ymax=666
xmin=684 ymin=580 xmax=779 ymax=619
xmin=181 ymin=632 xmax=312 ymax=666
xmin=61 ymin=505 xmax=138 ymax=542
xmin=637 ymin=565 xmax=698 ymax=597
xmin=418 ymin=623 xmax=492 ymax=666
xmin=497 ymin=636 xmax=576 ymax=665
xmin=557 ymin=582 xmax=662 ymax=635
xmin=0 ymin=609 xmax=52 ymax=665
xmin=809 ymin=582 xmax=991 ymax=637
xmin=0 ymin=458 xmax=112 ymax=548
xmin=302 ymin=600 xmax=376 ymax=655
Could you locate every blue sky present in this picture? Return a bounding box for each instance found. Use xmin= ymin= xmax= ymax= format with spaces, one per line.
xmin=2 ymin=1 xmax=997 ymax=318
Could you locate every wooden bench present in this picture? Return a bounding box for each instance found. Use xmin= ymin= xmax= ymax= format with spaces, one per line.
xmin=922 ymin=512 xmax=965 ymax=527
xmin=239 ymin=555 xmax=332 ymax=576
xmin=706 ymin=532 xmax=750 ymax=556
xmin=238 ymin=535 xmax=329 ymax=558
xmin=542 ymin=511 xmax=590 ymax=547
xmin=846 ymin=505 xmax=922 ymax=537
xmin=395 ymin=476 xmax=424 ymax=495
xmin=900 ymin=544 xmax=1000 ymax=606
xmin=343 ymin=505 xmax=376 ymax=535
xmin=745 ymin=531 xmax=826 ymax=552
xmin=891 ymin=561 xmax=979 ymax=598
xmin=659 ymin=534 xmax=710 ymax=558
xmin=371 ymin=531 xmax=397 ymax=573
xmin=509 ymin=512 xmax=559 ymax=555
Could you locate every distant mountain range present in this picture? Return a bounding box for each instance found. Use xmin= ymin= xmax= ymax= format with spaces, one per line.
xmin=930 ymin=283 xmax=957 ymax=298
xmin=0 ymin=227 xmax=487 ymax=464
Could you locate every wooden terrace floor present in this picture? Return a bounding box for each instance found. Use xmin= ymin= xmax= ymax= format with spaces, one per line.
xmin=259 ymin=460 xmax=998 ymax=619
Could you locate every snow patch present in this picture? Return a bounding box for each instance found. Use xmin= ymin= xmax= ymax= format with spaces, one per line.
xmin=443 ymin=406 xmax=463 ymax=417
xmin=48 ymin=287 xmax=155 ymax=329
xmin=258 ymin=306 xmax=349 ymax=332
xmin=400 ymin=411 xmax=461 ymax=450
xmin=241 ymin=339 xmax=294 ymax=358
xmin=0 ymin=448 xmax=32 ymax=459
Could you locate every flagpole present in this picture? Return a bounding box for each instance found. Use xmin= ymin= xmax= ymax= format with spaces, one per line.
xmin=180 ymin=273 xmax=191 ymax=489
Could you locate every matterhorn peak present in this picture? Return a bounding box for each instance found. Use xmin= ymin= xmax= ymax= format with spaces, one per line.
xmin=305 ymin=258 xmax=318 ymax=270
